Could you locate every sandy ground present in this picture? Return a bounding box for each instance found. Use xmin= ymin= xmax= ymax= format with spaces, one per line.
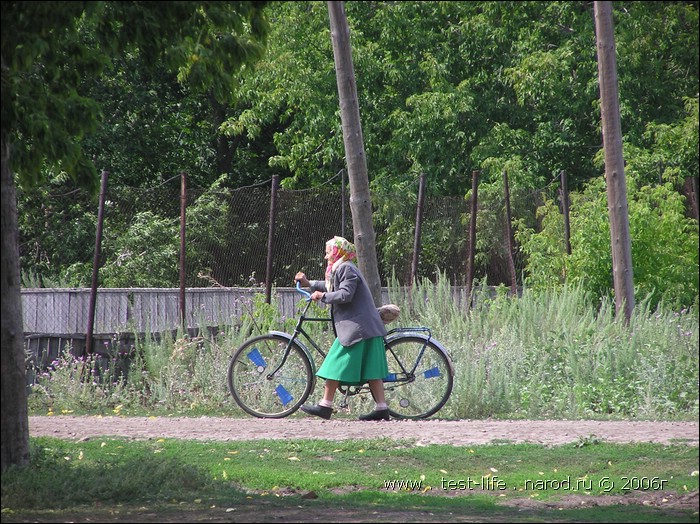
xmin=29 ymin=416 xmax=699 ymax=446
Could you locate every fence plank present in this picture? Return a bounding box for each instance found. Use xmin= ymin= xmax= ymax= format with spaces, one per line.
xmin=21 ymin=288 xmax=276 ymax=335
xmin=22 ymin=286 xmax=454 ymax=337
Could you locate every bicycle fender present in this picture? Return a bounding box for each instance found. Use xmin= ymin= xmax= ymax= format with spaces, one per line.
xmin=385 ymin=332 xmax=455 ymax=377
xmin=268 ymin=330 xmax=317 ymax=374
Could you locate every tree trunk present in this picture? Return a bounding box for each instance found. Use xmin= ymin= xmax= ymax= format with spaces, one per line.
xmin=327 ymin=1 xmax=383 ymax=305
xmin=594 ymin=1 xmax=634 ymax=322
xmin=1 ymin=128 xmax=30 ymax=471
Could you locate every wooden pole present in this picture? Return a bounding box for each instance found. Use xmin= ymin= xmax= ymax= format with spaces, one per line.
xmin=410 ymin=173 xmax=427 ymax=285
xmin=560 ymin=170 xmax=572 ymax=255
xmin=179 ymin=171 xmax=187 ymax=332
xmin=265 ymin=175 xmax=280 ymax=304
xmin=466 ymin=170 xmax=478 ymax=301
xmin=86 ymin=170 xmax=108 ymax=356
xmin=503 ymin=170 xmax=518 ymax=297
xmin=328 ymin=0 xmax=383 ymax=305
xmin=689 ymin=176 xmax=699 ymax=221
xmin=595 ymin=0 xmax=634 ymax=322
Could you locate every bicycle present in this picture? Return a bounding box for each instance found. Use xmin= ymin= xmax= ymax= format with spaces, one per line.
xmin=227 ymin=282 xmax=455 ymax=419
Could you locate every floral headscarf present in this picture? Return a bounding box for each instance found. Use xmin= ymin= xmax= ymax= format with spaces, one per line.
xmin=325 ymin=236 xmax=356 ymax=291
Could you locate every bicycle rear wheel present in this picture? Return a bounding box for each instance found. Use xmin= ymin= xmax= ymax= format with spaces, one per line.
xmin=227 ymin=334 xmax=315 ymax=418
xmin=383 ymin=335 xmax=453 ymax=419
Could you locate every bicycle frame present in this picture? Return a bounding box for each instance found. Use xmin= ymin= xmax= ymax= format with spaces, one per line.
xmin=383 ymin=327 xmax=432 ymax=381
xmin=228 ymin=283 xmax=454 ymax=418
xmin=265 ymin=287 xmax=332 ymax=379
xmin=265 ymin=283 xmax=453 ymax=408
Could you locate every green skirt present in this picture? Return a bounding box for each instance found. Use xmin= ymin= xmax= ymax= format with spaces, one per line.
xmin=316 ymin=336 xmax=389 ymax=385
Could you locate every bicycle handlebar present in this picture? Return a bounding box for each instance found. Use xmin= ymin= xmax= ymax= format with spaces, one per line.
xmin=295 ymin=281 xmax=312 ymax=301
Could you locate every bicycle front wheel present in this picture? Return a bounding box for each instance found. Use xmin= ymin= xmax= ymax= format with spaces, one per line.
xmin=384 ymin=335 xmax=453 ymax=419
xmin=227 ymin=334 xmax=315 ymax=418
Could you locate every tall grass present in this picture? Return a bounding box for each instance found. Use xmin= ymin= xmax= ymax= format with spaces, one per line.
xmin=391 ymin=276 xmax=699 ymax=420
xmin=28 ymin=279 xmax=699 ymax=420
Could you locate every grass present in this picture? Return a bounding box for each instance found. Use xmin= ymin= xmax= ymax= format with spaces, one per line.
xmin=2 ymin=437 xmax=698 ymax=522
xmin=26 ymin=278 xmax=699 ymax=422
xmin=16 ymin=279 xmax=699 ymax=521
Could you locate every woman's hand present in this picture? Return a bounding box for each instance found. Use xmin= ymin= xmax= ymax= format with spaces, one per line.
xmin=294 ymin=272 xmax=310 ymax=287
xmin=310 ymin=291 xmax=324 ymax=302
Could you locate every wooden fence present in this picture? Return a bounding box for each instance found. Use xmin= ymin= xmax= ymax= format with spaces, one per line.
xmin=24 ymin=287 xmax=265 ymax=335
xmin=21 ymin=287 xmax=396 ymax=336
xmin=21 ymin=287 xmax=394 ymax=369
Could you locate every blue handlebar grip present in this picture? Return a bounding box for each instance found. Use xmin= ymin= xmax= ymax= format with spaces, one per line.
xmin=296 ymin=281 xmax=312 ymax=301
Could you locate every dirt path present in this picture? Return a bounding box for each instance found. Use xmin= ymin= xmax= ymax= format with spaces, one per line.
xmin=29 ymin=416 xmax=699 ymax=446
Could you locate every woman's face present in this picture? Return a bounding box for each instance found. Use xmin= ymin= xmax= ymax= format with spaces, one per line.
xmin=325 ymin=245 xmax=333 ymax=261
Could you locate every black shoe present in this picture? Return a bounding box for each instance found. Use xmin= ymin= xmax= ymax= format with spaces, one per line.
xmin=359 ymin=409 xmax=390 ymax=421
xmin=300 ymin=404 xmax=333 ymax=420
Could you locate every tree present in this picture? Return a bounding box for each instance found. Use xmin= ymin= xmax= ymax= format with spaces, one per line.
xmin=327 ymin=1 xmax=382 ymax=304
xmin=2 ymin=0 xmax=94 ymax=472
xmin=594 ymin=1 xmax=635 ymax=322
xmin=9 ymin=2 xmax=698 ymax=293
xmin=216 ymin=1 xmax=695 ymax=288
xmin=1 ymin=121 xmax=30 ymax=472
xmin=1 ymin=0 xmax=269 ymax=471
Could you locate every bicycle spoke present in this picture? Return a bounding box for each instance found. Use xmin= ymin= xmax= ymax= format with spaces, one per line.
xmin=228 ymin=335 xmax=314 ymax=418
xmin=384 ymin=336 xmax=453 ymax=419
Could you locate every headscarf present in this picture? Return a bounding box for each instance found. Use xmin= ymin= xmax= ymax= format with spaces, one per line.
xmin=325 ymin=236 xmax=356 ymax=291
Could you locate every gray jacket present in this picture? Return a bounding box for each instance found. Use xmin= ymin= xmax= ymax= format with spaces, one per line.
xmin=309 ymin=262 xmax=387 ymax=347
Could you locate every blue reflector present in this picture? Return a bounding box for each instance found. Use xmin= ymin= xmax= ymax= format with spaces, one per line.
xmin=247 ymin=348 xmax=266 ymax=368
xmin=275 ymin=385 xmax=293 ymax=406
xmin=383 ymin=373 xmax=398 ymax=382
xmin=423 ymin=367 xmax=440 ymax=379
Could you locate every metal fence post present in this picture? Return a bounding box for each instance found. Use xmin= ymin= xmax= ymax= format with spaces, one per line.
xmin=466 ymin=170 xmax=479 ymax=302
xmin=559 ymin=170 xmax=572 ymax=255
xmin=179 ymin=171 xmax=187 ymax=331
xmin=503 ymin=170 xmax=518 ymax=296
xmin=410 ymin=173 xmax=427 ymax=285
xmin=265 ymin=175 xmax=280 ymax=304
xmin=86 ymin=169 xmax=108 ymax=356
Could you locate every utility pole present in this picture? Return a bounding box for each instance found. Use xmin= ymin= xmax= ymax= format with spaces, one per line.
xmin=327 ymin=1 xmax=383 ymax=304
xmin=594 ymin=1 xmax=634 ymax=322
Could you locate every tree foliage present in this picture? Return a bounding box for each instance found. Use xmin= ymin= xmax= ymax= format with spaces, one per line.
xmin=3 ymin=1 xmax=269 ymax=191
xmin=517 ymin=171 xmax=699 ymax=310
xmin=2 ymin=0 xmax=270 ymax=471
xmin=215 ymin=1 xmax=696 ymax=294
xmin=10 ymin=0 xmax=700 ymax=302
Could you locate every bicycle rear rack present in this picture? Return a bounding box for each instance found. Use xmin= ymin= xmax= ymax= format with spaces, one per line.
xmin=386 ymin=326 xmax=431 ymax=338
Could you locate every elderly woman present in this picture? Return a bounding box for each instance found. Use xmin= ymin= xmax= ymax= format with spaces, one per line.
xmin=294 ymin=236 xmax=390 ymax=421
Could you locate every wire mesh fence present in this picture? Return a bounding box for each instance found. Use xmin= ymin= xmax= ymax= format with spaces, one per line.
xmin=19 ymin=171 xmax=564 ymax=369
xmin=18 ymin=171 xmax=698 ymax=369
xmin=90 ymin=172 xmax=560 ymax=290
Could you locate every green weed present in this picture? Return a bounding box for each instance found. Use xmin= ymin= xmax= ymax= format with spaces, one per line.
xmin=26 ymin=280 xmax=699 ymax=420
